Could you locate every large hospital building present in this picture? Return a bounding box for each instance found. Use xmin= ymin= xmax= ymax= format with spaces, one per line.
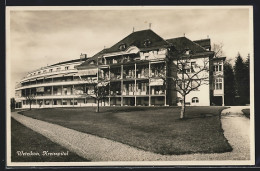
xmin=14 ymin=29 xmax=225 ymax=108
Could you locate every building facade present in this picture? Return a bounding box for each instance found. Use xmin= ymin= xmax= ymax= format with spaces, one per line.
xmin=14 ymin=29 xmax=225 ymax=108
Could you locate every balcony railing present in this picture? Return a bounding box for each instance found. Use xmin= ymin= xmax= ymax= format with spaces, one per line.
xmin=21 ymin=69 xmax=78 ymax=82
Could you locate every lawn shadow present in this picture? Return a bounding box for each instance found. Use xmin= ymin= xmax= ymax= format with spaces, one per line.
xmin=176 ymin=113 xmax=219 ymax=121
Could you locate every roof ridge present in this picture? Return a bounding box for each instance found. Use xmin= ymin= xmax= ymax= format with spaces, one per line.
xmin=188 ymin=37 xmax=208 ymax=51
xmin=166 ymin=36 xmax=185 ymax=41
xmin=174 ymin=36 xmax=208 ymax=51
xmin=148 ymin=30 xmax=171 ymax=46
xmin=193 ymin=38 xmax=210 ymax=42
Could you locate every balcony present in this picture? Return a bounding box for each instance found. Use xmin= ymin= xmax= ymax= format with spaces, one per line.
xmin=110 ymin=73 xmax=121 ymax=81
xmin=110 ymin=91 xmax=121 ymax=96
xmin=15 ymin=78 xmax=97 ymax=90
xmin=21 ymin=69 xmax=78 ymax=82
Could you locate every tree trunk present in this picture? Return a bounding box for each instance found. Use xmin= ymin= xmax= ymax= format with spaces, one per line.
xmin=96 ymin=99 xmax=100 ymax=113
xmin=29 ymin=101 xmax=32 ymax=110
xmin=180 ymin=95 xmax=186 ymax=119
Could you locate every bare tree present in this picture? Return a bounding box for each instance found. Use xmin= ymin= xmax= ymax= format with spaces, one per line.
xmin=152 ymin=53 xmax=210 ymax=119
xmin=91 ymin=82 xmax=109 ymax=113
xmin=78 ymin=80 xmax=109 ymax=113
xmin=212 ymin=43 xmax=224 ymax=58
xmin=174 ymin=55 xmax=210 ymax=119
xmin=25 ymin=94 xmax=35 ymax=110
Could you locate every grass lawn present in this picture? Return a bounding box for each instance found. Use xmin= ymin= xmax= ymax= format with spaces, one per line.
xmin=11 ymin=118 xmax=89 ymax=162
xmin=20 ymin=106 xmax=232 ymax=155
xmin=242 ymin=109 xmax=250 ymax=118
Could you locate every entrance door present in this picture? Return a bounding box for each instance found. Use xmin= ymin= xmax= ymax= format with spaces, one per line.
xmin=212 ymin=96 xmax=222 ymax=106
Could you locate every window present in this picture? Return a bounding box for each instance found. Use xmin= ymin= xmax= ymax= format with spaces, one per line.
xmin=214 ymin=63 xmax=222 ymax=72
xmin=63 ymin=88 xmax=68 ymax=95
xmin=144 ymin=39 xmax=152 ymax=47
xmin=119 ymin=43 xmax=126 ymax=51
xmin=141 ymin=83 xmax=147 ymax=92
xmin=38 ymin=71 xmax=41 ymax=74
xmin=176 ymin=97 xmax=183 ymax=103
xmin=65 ymin=66 xmax=69 ymax=70
xmin=191 ymin=62 xmax=196 ymax=72
xmin=53 ymin=100 xmax=57 ymax=105
xmin=62 ymin=100 xmax=67 ymax=105
xmin=192 ymin=97 xmax=199 ymax=103
xmin=178 ymin=61 xmax=196 ymax=73
xmin=215 ymin=78 xmax=222 ymax=90
xmin=56 ymin=67 xmax=61 ymax=71
xmin=45 ymin=100 xmax=50 ymax=105
xmin=49 ymin=69 xmax=53 ymax=72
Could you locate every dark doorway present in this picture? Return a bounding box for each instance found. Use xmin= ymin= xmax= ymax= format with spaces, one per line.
xmin=130 ymin=98 xmax=135 ymax=106
xmin=212 ymin=96 xmax=222 ymax=106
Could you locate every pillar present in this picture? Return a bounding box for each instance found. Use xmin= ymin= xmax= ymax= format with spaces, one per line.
xmin=164 ymin=61 xmax=167 ymax=106
xmin=222 ymin=76 xmax=225 ymax=106
xmin=109 ymin=66 xmax=111 ymax=106
xmin=148 ymin=62 xmax=151 ymax=106
xmin=134 ymin=63 xmax=137 ymax=106
xmin=121 ymin=65 xmax=123 ymax=106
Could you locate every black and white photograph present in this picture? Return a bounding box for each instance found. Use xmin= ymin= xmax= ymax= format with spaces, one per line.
xmin=6 ymin=6 xmax=254 ymax=166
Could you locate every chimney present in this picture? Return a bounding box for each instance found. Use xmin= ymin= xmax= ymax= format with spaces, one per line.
xmin=80 ymin=53 xmax=87 ymax=59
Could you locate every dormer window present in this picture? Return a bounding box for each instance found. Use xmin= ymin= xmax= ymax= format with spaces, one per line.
xmin=119 ymin=43 xmax=126 ymax=51
xmin=144 ymin=39 xmax=151 ymax=47
xmin=214 ymin=62 xmax=223 ymax=72
xmin=65 ymin=66 xmax=69 ymax=70
xmin=185 ymin=48 xmax=191 ymax=55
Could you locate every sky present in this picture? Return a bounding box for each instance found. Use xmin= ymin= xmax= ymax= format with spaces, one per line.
xmin=8 ymin=7 xmax=252 ymax=97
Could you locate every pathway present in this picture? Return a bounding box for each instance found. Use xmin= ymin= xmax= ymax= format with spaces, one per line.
xmin=11 ymin=107 xmax=251 ymax=161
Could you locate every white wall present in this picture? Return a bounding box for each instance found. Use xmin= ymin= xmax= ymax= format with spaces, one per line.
xmin=177 ymin=84 xmax=210 ymax=106
xmin=175 ymin=57 xmax=210 ymax=106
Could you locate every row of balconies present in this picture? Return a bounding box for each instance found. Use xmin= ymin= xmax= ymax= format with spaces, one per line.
xmin=16 ymin=90 xmax=166 ymax=100
xmin=100 ymin=52 xmax=166 ymax=65
xmin=16 ymin=77 xmax=97 ymax=90
xmin=16 ymin=81 xmax=165 ymax=98
xmin=22 ymin=68 xmax=79 ymax=82
xmin=101 ymin=69 xmax=164 ymax=81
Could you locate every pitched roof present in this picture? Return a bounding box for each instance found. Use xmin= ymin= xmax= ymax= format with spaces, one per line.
xmin=166 ymin=37 xmax=207 ymax=54
xmin=193 ymin=39 xmax=211 ymax=49
xmin=78 ymin=32 xmax=214 ymax=70
xmin=77 ymin=30 xmax=170 ymax=70
xmin=50 ymin=58 xmax=87 ymax=67
xmin=104 ymin=29 xmax=170 ymax=53
xmin=76 ymin=48 xmax=108 ymax=70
